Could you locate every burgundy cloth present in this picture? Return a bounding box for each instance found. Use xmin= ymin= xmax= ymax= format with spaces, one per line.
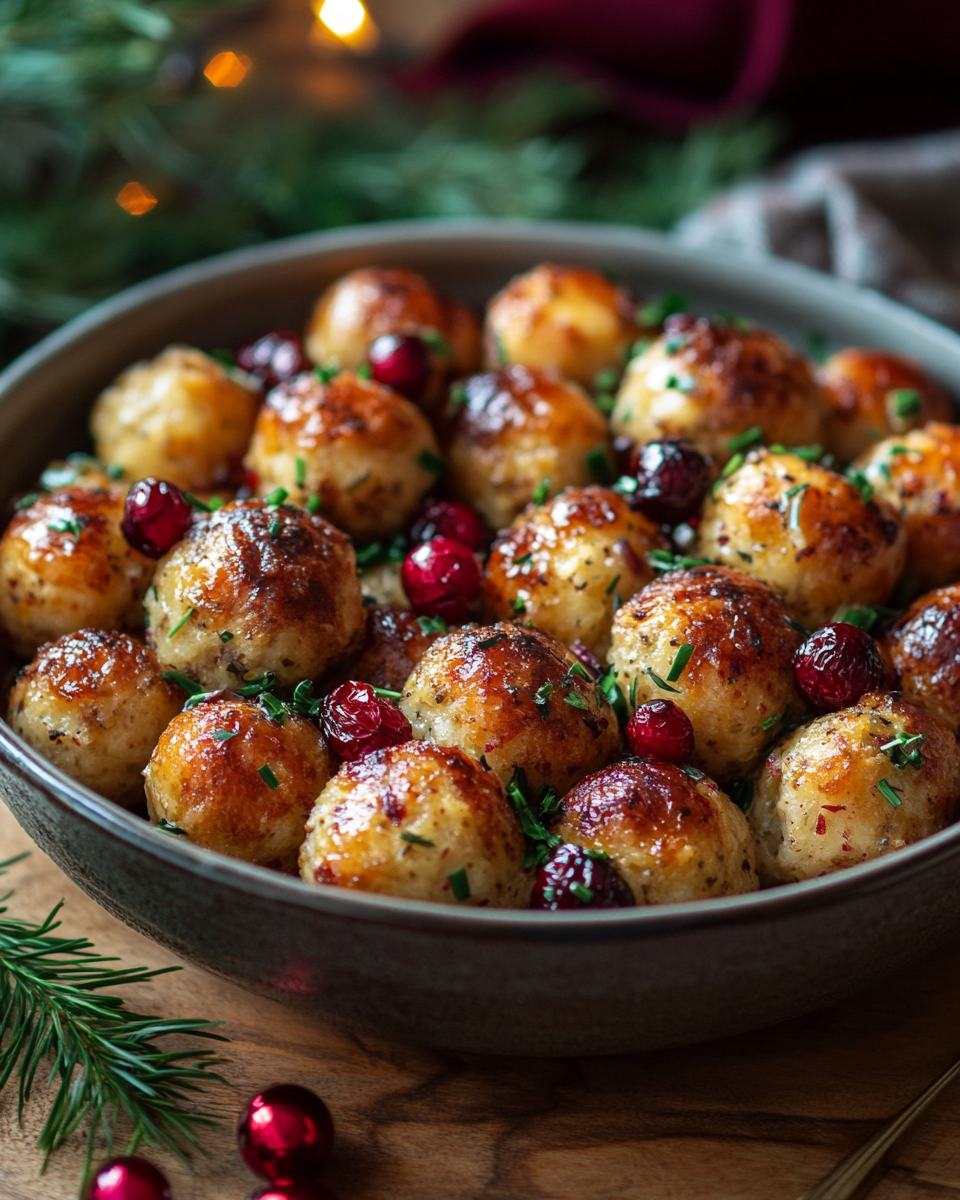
xmin=414 ymin=0 xmax=960 ymax=132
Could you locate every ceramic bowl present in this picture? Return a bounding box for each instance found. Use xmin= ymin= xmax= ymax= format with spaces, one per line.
xmin=2 ymin=220 xmax=960 ymax=1057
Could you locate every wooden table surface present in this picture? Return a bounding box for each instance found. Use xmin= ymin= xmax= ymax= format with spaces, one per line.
xmin=4 ymin=798 xmax=960 ymax=1200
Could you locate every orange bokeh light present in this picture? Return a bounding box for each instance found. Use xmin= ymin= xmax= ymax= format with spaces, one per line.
xmin=116 ymin=182 xmax=157 ymax=216
xmin=203 ymin=51 xmax=252 ymax=88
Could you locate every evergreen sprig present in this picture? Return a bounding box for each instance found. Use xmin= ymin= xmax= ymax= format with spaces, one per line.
xmin=0 ymin=853 xmax=229 ymax=1193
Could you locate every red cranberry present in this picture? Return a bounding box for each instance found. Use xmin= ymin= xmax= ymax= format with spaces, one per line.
xmin=85 ymin=1157 xmax=171 ymax=1200
xmin=626 ymin=699 xmax=695 ymax=762
xmin=569 ymin=640 xmax=603 ymax=679
xmin=245 ymin=1185 xmax=339 ymax=1200
xmin=237 ymin=1084 xmax=335 ymax=1184
xmin=368 ymin=334 xmax=432 ymax=401
xmin=400 ymin=537 xmax=480 ymax=623
xmin=530 ymin=844 xmax=635 ymax=910
xmin=613 ymin=434 xmax=636 ymax=475
xmin=409 ymin=500 xmax=489 ymax=551
xmin=628 ymin=437 xmax=711 ymax=525
xmin=121 ymin=478 xmax=193 ymax=558
xmin=237 ymin=330 xmax=306 ymax=389
xmin=794 ymin=622 xmax=886 ymax=712
xmin=319 ymin=680 xmax=412 ymax=761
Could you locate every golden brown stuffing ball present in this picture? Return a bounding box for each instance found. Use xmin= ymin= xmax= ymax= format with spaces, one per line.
xmin=556 ymin=758 xmax=758 ymax=904
xmin=483 ymin=263 xmax=640 ymax=388
xmin=882 ymin=584 xmax=960 ymax=735
xmin=696 ymin=450 xmax=906 ymax=629
xmin=8 ymin=629 xmax=182 ymax=806
xmin=750 ymin=691 xmax=960 ymax=885
xmin=303 ymin=267 xmax=481 ymax=413
xmin=818 ymin=348 xmax=955 ymax=463
xmin=482 ymin=486 xmax=665 ymax=658
xmin=443 ymin=366 xmax=611 ymax=530
xmin=299 ymin=740 xmax=528 ymax=906
xmin=853 ymin=423 xmax=960 ymax=592
xmin=90 ymin=346 xmax=260 ymax=491
xmin=0 ymin=486 xmax=154 ymax=657
xmin=611 ymin=316 xmax=826 ymax=467
xmin=144 ymin=694 xmax=333 ymax=871
xmin=608 ymin=566 xmax=804 ymax=782
xmin=145 ymin=499 xmax=363 ymax=691
xmin=399 ymin=622 xmax=620 ymax=795
xmin=358 ymin=560 xmax=408 ymax=609
xmin=350 ymin=605 xmax=448 ymax=693
xmin=244 ymin=369 xmax=441 ymax=541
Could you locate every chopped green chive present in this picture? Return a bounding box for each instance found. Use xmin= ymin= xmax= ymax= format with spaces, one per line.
xmin=833 ymin=606 xmax=878 ymax=632
xmin=259 ymin=692 xmax=289 ymax=723
xmin=207 ymin=496 xmax=224 ymax=512
xmin=514 ymin=552 xmax=533 ymax=566
xmin=805 ymin=330 xmax=829 ymax=364
xmin=212 ymin=729 xmax=238 ymax=742
xmin=785 ymin=616 xmax=810 ymax=637
xmin=532 ymin=478 xmax=551 ymax=506
xmin=477 ymin=635 xmax=503 ymax=650
xmin=41 ymin=465 xmax=79 ymax=490
xmin=877 ymin=778 xmax=902 ymax=807
xmin=493 ymin=331 xmax=508 ymax=365
xmin=106 ymin=463 xmax=124 ymax=480
xmin=401 ymin=831 xmax=435 ymax=847
xmin=264 ymin=487 xmax=288 ymax=508
xmin=313 ymin=364 xmax=339 ymax=383
xmin=570 ymin=882 xmax=594 ymax=905
xmin=355 ymin=362 xmax=372 ymax=380
xmin=713 ymin=309 xmax=751 ymax=331
xmin=162 ymin=670 xmax=202 ymax=697
xmin=586 ymin=445 xmax=616 ymax=485
xmin=417 ymin=448 xmax=448 ymax=475
xmin=450 ymin=382 xmax=468 ymax=407
xmin=646 ymin=549 xmax=713 ymax=573
xmin=567 ymin=661 xmax=591 ymax=681
xmin=14 ymin=492 xmax=39 ymax=511
xmin=730 ymin=780 xmax=754 ymax=812
xmin=594 ymin=392 xmax=617 ymax=416
xmin=664 ymin=335 xmax=686 ymax=355
xmin=295 ymin=457 xmax=307 ymax=488
xmin=156 ymin=818 xmax=188 ymax=836
xmin=219 ymin=630 xmax=234 ymax=643
xmin=211 ymin=348 xmax=234 ymax=368
xmin=306 ymin=494 xmax=321 ymax=514
xmin=292 ymin=680 xmax=321 ymax=717
xmin=584 ymin=847 xmax=609 ymax=861
xmin=268 ymin=519 xmax=282 ymax=538
xmin=594 ymin=367 xmax=619 ymax=392
xmin=182 ymin=492 xmax=210 ymax=512
xmin=727 ymin=425 xmax=763 ymax=453
xmin=613 ymin=474 xmax=638 ymax=496
xmin=666 ymin=643 xmax=694 ymax=682
xmin=665 ymin=373 xmax=696 ymax=393
xmin=644 ymin=667 xmax=679 ymax=693
xmin=786 ymin=482 xmax=810 ymax=530
xmin=721 ymin=452 xmax=745 ymax=480
xmin=760 ymin=707 xmax=786 ymax=731
xmin=237 ymin=672 xmax=277 ymax=697
xmin=628 ymin=674 xmax=639 ymax=710
xmin=511 ymin=596 xmax=527 ymax=614
xmin=564 ymin=692 xmax=589 ymax=710
xmin=627 ymin=337 xmax=652 ymax=361
xmin=681 ymin=764 xmax=704 ymax=780
xmin=46 ymin=518 xmax=83 ymax=537
xmin=416 ymin=615 xmax=447 ymax=635
xmin=604 ymin=574 xmax=622 ymax=597
xmin=258 ymin=764 xmax=280 ymax=790
xmin=168 ymin=607 xmax=195 ymax=638
xmin=535 ymin=682 xmax=553 ymax=719
xmin=638 ymin=291 xmax=687 ymax=327
xmin=372 ymin=687 xmax=402 ymax=700
xmin=420 ymin=328 xmax=450 ymax=356
xmin=889 ymin=388 xmax=922 ymax=419
xmin=846 ymin=468 xmax=874 ymax=503
xmin=880 ymin=731 xmax=926 ymax=770
xmin=448 ymin=867 xmax=470 ymax=901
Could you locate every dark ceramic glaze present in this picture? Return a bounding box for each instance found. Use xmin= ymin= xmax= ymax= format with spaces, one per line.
xmin=3 ymin=221 xmax=960 ymax=1056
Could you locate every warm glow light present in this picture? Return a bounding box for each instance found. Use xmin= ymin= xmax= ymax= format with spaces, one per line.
xmin=311 ymin=0 xmax=379 ymax=51
xmin=203 ymin=51 xmax=252 ymax=88
xmin=116 ymin=182 xmax=157 ymax=216
xmin=318 ymin=0 xmax=365 ymax=36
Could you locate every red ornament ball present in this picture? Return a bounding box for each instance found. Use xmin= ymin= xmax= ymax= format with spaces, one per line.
xmin=237 ymin=330 xmax=306 ymax=390
xmin=85 ymin=1157 xmax=171 ymax=1200
xmin=319 ymin=680 xmax=412 ymax=761
xmin=245 ymin=1183 xmax=339 ymax=1200
xmin=409 ymin=499 xmax=489 ymax=552
xmin=627 ymin=437 xmax=711 ymax=525
xmin=529 ymin=843 xmax=634 ymax=911
xmin=626 ymin=699 xmax=695 ymax=763
xmin=368 ymin=333 xmax=433 ymax=402
xmin=121 ymin=478 xmax=193 ymax=559
xmin=794 ymin=622 xmax=886 ymax=712
xmin=238 ymin=1084 xmax=335 ymax=1185
xmin=400 ymin=537 xmax=481 ymax=623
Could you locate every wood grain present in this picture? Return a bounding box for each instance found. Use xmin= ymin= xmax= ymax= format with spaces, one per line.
xmin=5 ymin=799 xmax=960 ymax=1199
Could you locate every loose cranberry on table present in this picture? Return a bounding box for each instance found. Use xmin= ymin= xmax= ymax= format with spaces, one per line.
xmin=84 ymin=1157 xmax=171 ymax=1200
xmin=627 ymin=437 xmax=711 ymax=525
xmin=400 ymin=537 xmax=481 ymax=623
xmin=319 ymin=680 xmax=412 ymax=761
xmin=530 ymin=843 xmax=635 ymax=911
xmin=120 ymin=478 xmax=193 ymax=558
xmin=626 ymin=699 xmax=695 ymax=763
xmin=367 ymin=333 xmax=432 ymax=402
xmin=236 ymin=330 xmax=306 ymax=389
xmin=409 ymin=499 xmax=489 ymax=551
xmin=238 ymin=1083 xmax=335 ymax=1185
xmin=794 ymin=622 xmax=886 ymax=712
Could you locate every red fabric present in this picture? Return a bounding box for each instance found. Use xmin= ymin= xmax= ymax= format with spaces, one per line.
xmin=413 ymin=0 xmax=960 ymax=131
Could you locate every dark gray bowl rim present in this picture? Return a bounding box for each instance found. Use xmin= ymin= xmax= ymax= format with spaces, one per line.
xmin=3 ymin=216 xmax=960 ymax=940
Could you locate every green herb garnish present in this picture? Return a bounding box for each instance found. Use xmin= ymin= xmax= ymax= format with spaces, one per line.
xmin=294 ymin=457 xmax=307 ymax=488
xmin=785 ymin=482 xmax=809 ymax=530
xmin=567 ymin=660 xmax=591 ymax=680
xmin=257 ymin=764 xmax=280 ymax=790
xmin=416 ymin=615 xmax=447 ymax=635
xmin=372 ymin=687 xmax=402 ymax=700
xmin=760 ymin=707 xmax=787 ymax=731
xmin=604 ymin=574 xmax=622 ymax=597
xmin=570 ymin=882 xmax=594 ymax=905
xmin=155 ymin=817 xmax=189 ymax=836
xmin=644 ymin=667 xmax=679 ymax=693
xmin=306 ymin=495 xmax=321 ymax=514
xmin=889 ymin=388 xmax=922 ymax=419
xmin=833 ymin=606 xmax=878 ymax=632
xmin=211 ymin=729 xmax=238 ymax=742
xmin=785 ymin=616 xmax=810 ymax=637
xmin=355 ymin=362 xmax=372 ymax=380
xmin=877 ymin=778 xmax=902 ymax=807
xmin=645 ymin=549 xmax=713 ymax=573
xmin=447 ymin=868 xmax=471 ymax=901
xmin=727 ymin=425 xmax=763 ymax=452
xmin=236 ymin=673 xmax=277 ymax=697
xmin=805 ymin=330 xmax=829 ymax=364
xmin=264 ymin=487 xmax=288 ymax=509
xmin=511 ymin=596 xmax=527 ymax=614
xmin=400 ymin=832 xmax=435 ymax=847
xmin=167 ymin=607 xmax=194 ymax=638
xmin=845 ymin=468 xmax=874 ymax=503
xmin=181 ymin=492 xmax=210 ymax=512
xmin=638 ymin=291 xmax=687 ymax=327
xmin=564 ymin=692 xmax=589 ymax=710
xmin=532 ymin=478 xmax=551 ymax=506
xmin=729 ymin=781 xmax=753 ymax=812
xmin=417 ymin=448 xmax=448 ymax=476
xmin=514 ymin=552 xmax=533 ymax=566
xmin=219 ymin=630 xmax=234 ymax=643
xmin=586 ymin=445 xmax=616 ymax=485
xmin=14 ymin=492 xmax=39 ymax=511
xmin=46 ymin=518 xmax=83 ymax=537
xmin=534 ymin=682 xmax=554 ymax=720
xmin=665 ymin=373 xmax=695 ymax=393
xmin=267 ymin=520 xmax=281 ymax=538
xmin=313 ymin=364 xmax=339 ymax=383
xmin=666 ymin=644 xmax=694 ymax=682
xmin=880 ymin=731 xmax=925 ymax=770
xmin=162 ymin=670 xmax=202 ymax=697
xmin=477 ymin=634 xmax=503 ymax=650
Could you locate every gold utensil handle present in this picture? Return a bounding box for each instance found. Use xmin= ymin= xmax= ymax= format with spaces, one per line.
xmin=798 ymin=1053 xmax=960 ymax=1200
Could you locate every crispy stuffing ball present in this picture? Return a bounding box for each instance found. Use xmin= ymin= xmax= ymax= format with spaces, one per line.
xmin=145 ymin=500 xmax=363 ymax=690
xmin=556 ymin=758 xmax=758 ymax=904
xmin=611 ymin=317 xmax=825 ymax=466
xmin=444 ymin=366 xmax=611 ymax=530
xmin=303 ymin=267 xmax=481 ymax=413
xmin=853 ymin=423 xmax=960 ymax=592
xmin=482 ymin=486 xmax=665 ymax=657
xmin=483 ymin=263 xmax=640 ymax=388
xmin=882 ymin=584 xmax=960 ymax=735
xmin=8 ymin=629 xmax=181 ymax=806
xmin=399 ymin=622 xmax=620 ymax=795
xmin=145 ymin=694 xmax=333 ymax=871
xmin=608 ymin=566 xmax=804 ymax=781
xmin=299 ymin=740 xmax=528 ymax=905
xmin=750 ymin=691 xmax=960 ymax=884
xmin=696 ymin=450 xmax=906 ymax=629
xmin=244 ymin=370 xmax=441 ymax=541
xmin=358 ymin=560 xmax=408 ymax=609
xmin=818 ymin=348 xmax=955 ymax=463
xmin=0 ymin=487 xmax=154 ymax=657
xmin=350 ymin=605 xmax=447 ymax=693
xmin=90 ymin=346 xmax=260 ymax=491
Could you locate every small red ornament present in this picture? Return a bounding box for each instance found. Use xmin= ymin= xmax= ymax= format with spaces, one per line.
xmin=319 ymin=680 xmax=412 ymax=761
xmin=121 ymin=478 xmax=193 ymax=558
xmin=238 ymin=1084 xmax=335 ymax=1185
xmin=409 ymin=499 xmax=490 ymax=552
xmin=85 ymin=1157 xmax=171 ymax=1200
xmin=367 ymin=333 xmax=433 ymax=401
xmin=245 ymin=1183 xmax=339 ymax=1200
xmin=626 ymin=699 xmax=695 ymax=763
xmin=400 ymin=537 xmax=481 ymax=624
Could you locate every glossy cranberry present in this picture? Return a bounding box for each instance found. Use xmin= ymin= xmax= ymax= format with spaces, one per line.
xmin=409 ymin=499 xmax=489 ymax=551
xmin=794 ymin=622 xmax=886 ymax=712
xmin=319 ymin=680 xmax=412 ymax=761
xmin=238 ymin=1084 xmax=335 ymax=1185
xmin=85 ymin=1157 xmax=171 ymax=1200
xmin=368 ymin=333 xmax=432 ymax=401
xmin=613 ymin=434 xmax=636 ymax=475
xmin=245 ymin=1185 xmax=339 ymax=1200
xmin=400 ymin=537 xmax=481 ymax=623
xmin=628 ymin=437 xmax=711 ymax=525
xmin=569 ymin=640 xmax=602 ymax=679
xmin=121 ymin=478 xmax=193 ymax=558
xmin=530 ymin=843 xmax=635 ymax=911
xmin=237 ymin=330 xmax=306 ymax=389
xmin=626 ymin=699 xmax=695 ymax=762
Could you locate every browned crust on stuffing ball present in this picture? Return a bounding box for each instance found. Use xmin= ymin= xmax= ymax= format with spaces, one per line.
xmin=14 ymin=629 xmax=178 ymax=705
xmin=351 ymin=606 xmax=445 ymax=693
xmin=883 ymin=583 xmax=960 ymax=733
xmin=445 ymin=365 xmax=606 ymax=446
xmin=820 ymin=349 xmax=953 ymax=440
xmin=312 ymin=267 xmax=450 ymax=340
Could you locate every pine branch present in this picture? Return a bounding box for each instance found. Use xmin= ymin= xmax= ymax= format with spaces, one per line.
xmin=0 ymin=854 xmax=229 ymax=1194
